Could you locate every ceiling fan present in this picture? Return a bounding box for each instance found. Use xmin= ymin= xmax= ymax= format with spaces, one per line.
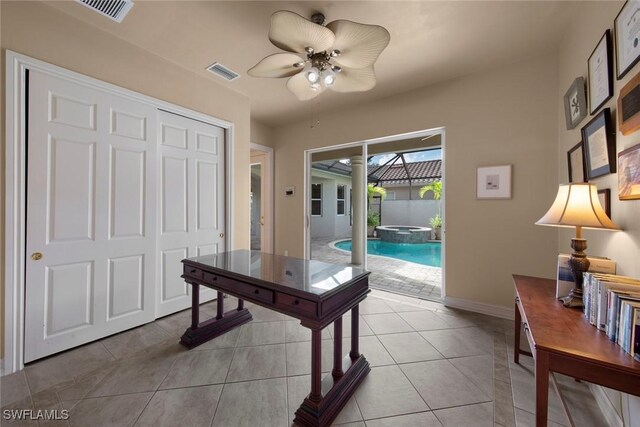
xmin=248 ymin=10 xmax=390 ymax=101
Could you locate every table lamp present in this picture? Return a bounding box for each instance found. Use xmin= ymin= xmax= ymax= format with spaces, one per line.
xmin=536 ymin=183 xmax=619 ymax=308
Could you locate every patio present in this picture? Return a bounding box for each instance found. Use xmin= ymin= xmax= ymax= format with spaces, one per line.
xmin=311 ymin=237 xmax=442 ymax=301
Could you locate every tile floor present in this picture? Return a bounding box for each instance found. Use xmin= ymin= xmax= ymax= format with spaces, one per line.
xmin=1 ymin=291 xmax=608 ymax=427
xmin=311 ymin=237 xmax=443 ymax=301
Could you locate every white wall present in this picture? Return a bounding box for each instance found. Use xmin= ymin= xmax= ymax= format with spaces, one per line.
xmin=310 ymin=171 xmax=352 ymax=239
xmin=381 ymin=200 xmax=440 ymax=228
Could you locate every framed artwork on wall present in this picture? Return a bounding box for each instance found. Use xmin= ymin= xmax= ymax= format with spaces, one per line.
xmin=563 ymin=77 xmax=588 ymax=130
xmin=476 ymin=165 xmax=512 ymax=199
xmin=597 ymin=189 xmax=611 ymax=217
xmin=588 ymin=30 xmax=613 ymax=115
xmin=567 ymin=141 xmax=587 ymax=183
xmin=582 ymin=108 xmax=616 ymax=179
xmin=618 ymin=143 xmax=640 ymax=200
xmin=614 ymin=0 xmax=640 ymax=80
xmin=617 ymin=71 xmax=640 ymax=135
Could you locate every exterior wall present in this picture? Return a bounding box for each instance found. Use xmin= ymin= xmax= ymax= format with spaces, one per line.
xmin=381 ymin=200 xmax=440 ymax=229
xmin=557 ymin=1 xmax=640 ymax=422
xmin=273 ymin=52 xmax=559 ymax=310
xmin=310 ymin=171 xmax=352 ymax=239
xmin=382 ymin=184 xmax=439 ymax=201
xmin=0 ymin=1 xmax=252 ymax=357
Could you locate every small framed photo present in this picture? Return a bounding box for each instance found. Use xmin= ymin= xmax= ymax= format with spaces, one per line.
xmin=563 ymin=77 xmax=588 ymax=129
xmin=618 ymin=143 xmax=640 ymax=200
xmin=617 ymin=71 xmax=640 ymax=135
xmin=582 ymin=108 xmax=616 ymax=179
xmin=588 ymin=30 xmax=613 ymax=114
xmin=615 ymin=1 xmax=640 ymax=80
xmin=567 ymin=141 xmax=587 ymax=183
xmin=476 ymin=165 xmax=512 ymax=199
xmin=597 ymin=189 xmax=611 ymax=218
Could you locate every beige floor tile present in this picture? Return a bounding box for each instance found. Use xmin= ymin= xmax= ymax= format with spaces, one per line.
xmin=514 ymin=408 xmax=565 ymax=427
xmin=332 ymin=316 xmax=375 ymax=338
xmin=25 ymin=342 xmax=115 ymax=394
xmin=494 ymin=379 xmax=516 ymax=427
xmin=57 ymin=365 xmax=116 ymax=402
xmin=354 ymin=365 xmax=428 ymax=420
xmin=135 ymin=385 xmax=222 ymax=427
xmin=159 ymin=348 xmax=233 ymax=389
xmin=358 ymin=298 xmax=395 ymax=315
xmin=247 ymin=305 xmax=286 ymax=322
xmin=509 ymin=364 xmax=568 ymax=425
xmin=398 ymin=310 xmax=453 ymax=331
xmin=101 ymin=323 xmax=172 ymax=359
xmin=285 ymin=340 xmax=334 ymax=376
xmin=400 ymin=359 xmax=491 ymax=410
xmin=286 ymin=375 xmax=362 ymax=426
xmin=434 ymin=311 xmax=477 ymax=328
xmin=236 ymin=321 xmax=285 ymax=346
xmin=361 ymin=313 xmax=413 ymax=335
xmin=384 ymin=299 xmax=431 ymax=313
xmin=364 ymin=411 xmax=443 ymax=427
xmin=347 ymin=335 xmax=395 ymax=367
xmin=226 ymin=344 xmax=286 ymax=382
xmin=195 ymin=327 xmax=241 ymax=350
xmin=1 ymin=370 xmax=31 ymax=407
xmin=449 ymin=354 xmax=494 ymax=398
xmin=434 ymin=402 xmax=493 ymax=427
xmin=68 ymin=393 xmax=152 ymax=427
xmin=211 ymin=378 xmax=287 ymax=427
xmin=377 ymin=332 xmax=443 ymax=364
xmin=420 ymin=327 xmax=493 ymax=358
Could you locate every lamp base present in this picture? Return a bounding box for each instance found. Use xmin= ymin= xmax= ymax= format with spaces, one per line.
xmin=560 ymin=290 xmax=583 ymax=308
xmin=563 ymin=237 xmax=589 ymax=310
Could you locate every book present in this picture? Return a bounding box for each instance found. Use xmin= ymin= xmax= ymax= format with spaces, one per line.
xmin=556 ymin=254 xmax=615 ymax=299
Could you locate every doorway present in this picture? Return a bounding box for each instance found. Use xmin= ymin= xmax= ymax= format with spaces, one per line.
xmin=305 ymin=128 xmax=445 ymax=301
xmin=250 ymin=143 xmax=274 ymax=253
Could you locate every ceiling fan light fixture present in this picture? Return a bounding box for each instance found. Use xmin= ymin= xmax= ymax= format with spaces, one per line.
xmin=310 ymin=82 xmax=321 ymax=91
xmin=330 ymin=49 xmax=341 ymax=57
xmin=322 ymin=68 xmax=336 ymax=87
xmin=306 ymin=66 xmax=321 ymax=83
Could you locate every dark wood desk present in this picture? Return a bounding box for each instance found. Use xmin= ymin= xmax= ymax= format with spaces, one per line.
xmin=513 ymin=275 xmax=640 ymax=427
xmin=180 ymin=250 xmax=371 ymax=427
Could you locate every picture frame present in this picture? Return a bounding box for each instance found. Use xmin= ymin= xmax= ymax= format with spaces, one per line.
xmin=567 ymin=141 xmax=587 ymax=183
xmin=588 ymin=30 xmax=613 ymax=115
xmin=618 ymin=143 xmax=640 ymax=200
xmin=563 ymin=77 xmax=588 ymax=129
xmin=582 ymin=108 xmax=616 ymax=179
xmin=597 ymin=189 xmax=611 ymax=218
xmin=476 ymin=165 xmax=512 ymax=199
xmin=617 ymin=71 xmax=640 ymax=135
xmin=615 ymin=0 xmax=640 ymax=80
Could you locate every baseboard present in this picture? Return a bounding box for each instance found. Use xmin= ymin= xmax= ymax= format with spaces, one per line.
xmin=589 ymin=384 xmax=623 ymax=427
xmin=443 ymin=296 xmax=514 ymax=320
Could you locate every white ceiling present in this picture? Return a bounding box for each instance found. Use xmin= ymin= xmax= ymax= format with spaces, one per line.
xmin=47 ymin=1 xmax=579 ymax=127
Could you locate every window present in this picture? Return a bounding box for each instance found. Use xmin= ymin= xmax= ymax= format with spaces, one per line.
xmin=337 ymin=185 xmax=346 ymax=215
xmin=311 ymin=183 xmax=322 ymax=216
xmin=386 ymin=191 xmax=396 ymax=200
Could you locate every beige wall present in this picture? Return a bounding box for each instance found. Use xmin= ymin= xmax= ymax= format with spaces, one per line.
xmin=0 ymin=1 xmax=252 ymax=357
xmin=557 ymin=1 xmax=640 ymax=421
xmin=273 ymin=53 xmax=560 ymax=309
xmin=251 ymin=120 xmax=275 ymax=148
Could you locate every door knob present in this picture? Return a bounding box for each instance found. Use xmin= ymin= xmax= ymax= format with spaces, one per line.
xmin=31 ymin=252 xmax=43 ymax=261
xmin=219 ymin=233 xmax=224 ymax=238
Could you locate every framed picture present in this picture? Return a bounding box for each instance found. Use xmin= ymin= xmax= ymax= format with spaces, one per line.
xmin=567 ymin=141 xmax=587 ymax=183
xmin=615 ymin=1 xmax=640 ymax=80
xmin=476 ymin=165 xmax=512 ymax=199
xmin=617 ymin=71 xmax=640 ymax=135
xmin=618 ymin=143 xmax=640 ymax=200
xmin=563 ymin=77 xmax=588 ymax=129
xmin=597 ymin=189 xmax=611 ymax=218
xmin=582 ymin=108 xmax=616 ymax=179
xmin=588 ymin=30 xmax=613 ymax=114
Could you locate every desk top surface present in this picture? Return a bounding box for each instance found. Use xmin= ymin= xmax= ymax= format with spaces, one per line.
xmin=513 ymin=274 xmax=640 ymax=374
xmin=184 ymin=250 xmax=369 ymax=297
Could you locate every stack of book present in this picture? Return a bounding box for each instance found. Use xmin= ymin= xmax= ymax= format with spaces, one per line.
xmin=583 ymin=273 xmax=640 ymax=361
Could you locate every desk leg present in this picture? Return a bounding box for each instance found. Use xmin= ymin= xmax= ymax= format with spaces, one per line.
xmin=350 ymin=305 xmax=360 ymax=359
xmin=514 ymin=301 xmax=521 ymax=364
xmin=237 ymin=298 xmax=244 ymax=310
xmin=309 ymin=329 xmax=323 ymax=402
xmin=333 ymin=317 xmax=344 ymax=378
xmin=191 ymin=284 xmax=200 ymax=329
xmin=535 ymin=350 xmax=549 ymax=427
xmin=216 ymin=291 xmax=224 ymax=319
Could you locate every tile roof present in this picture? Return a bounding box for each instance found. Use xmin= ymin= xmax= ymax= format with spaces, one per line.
xmin=312 ymin=159 xmax=442 ymax=186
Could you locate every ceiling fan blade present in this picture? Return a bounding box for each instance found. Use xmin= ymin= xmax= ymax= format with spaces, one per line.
xmin=269 ymin=10 xmax=335 ymax=53
xmin=330 ymin=66 xmax=377 ymax=93
xmin=248 ymin=53 xmax=304 ymax=78
xmin=286 ymin=72 xmax=325 ymax=101
xmin=325 ymin=20 xmax=390 ymax=69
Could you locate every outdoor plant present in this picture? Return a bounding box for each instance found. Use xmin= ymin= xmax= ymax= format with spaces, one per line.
xmin=418 ymin=180 xmax=442 ymax=200
xmin=367 ymin=183 xmax=387 ymax=202
xmin=429 ymin=214 xmax=442 ymax=229
xmin=367 ymin=211 xmax=380 ymax=227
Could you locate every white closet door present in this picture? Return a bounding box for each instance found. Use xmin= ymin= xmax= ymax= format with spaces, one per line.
xmin=157 ymin=110 xmax=225 ymax=317
xmin=24 ymin=70 xmax=157 ymax=362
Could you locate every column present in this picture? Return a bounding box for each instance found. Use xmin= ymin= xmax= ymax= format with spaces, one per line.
xmin=350 ymin=155 xmax=364 ymax=266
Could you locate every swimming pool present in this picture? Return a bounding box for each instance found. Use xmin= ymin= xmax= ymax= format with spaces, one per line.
xmin=334 ymin=239 xmax=441 ymax=267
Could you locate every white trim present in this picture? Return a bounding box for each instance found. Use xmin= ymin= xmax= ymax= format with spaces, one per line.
xmin=250 ymin=143 xmax=274 ymax=254
xmin=303 ymin=150 xmax=312 ymax=259
xmin=443 ymin=296 xmax=514 ymax=320
xmin=4 ymin=50 xmax=235 ymax=374
xmin=589 ymin=384 xmax=624 ymax=427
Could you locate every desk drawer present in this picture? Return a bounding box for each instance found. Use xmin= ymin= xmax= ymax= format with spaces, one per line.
xmin=214 ymin=275 xmax=275 ymax=305
xmin=184 ymin=265 xmax=203 ymax=281
xmin=276 ymin=293 xmax=317 ymax=317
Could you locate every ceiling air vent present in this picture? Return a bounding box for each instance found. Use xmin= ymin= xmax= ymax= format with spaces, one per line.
xmin=76 ymin=0 xmax=134 ymax=23
xmin=207 ymin=63 xmax=240 ymax=82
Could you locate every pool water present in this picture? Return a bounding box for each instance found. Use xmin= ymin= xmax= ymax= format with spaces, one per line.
xmin=334 ymin=239 xmax=441 ymax=267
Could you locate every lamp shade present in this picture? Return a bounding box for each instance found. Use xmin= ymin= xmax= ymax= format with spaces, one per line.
xmin=536 ymin=183 xmax=619 ymax=230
